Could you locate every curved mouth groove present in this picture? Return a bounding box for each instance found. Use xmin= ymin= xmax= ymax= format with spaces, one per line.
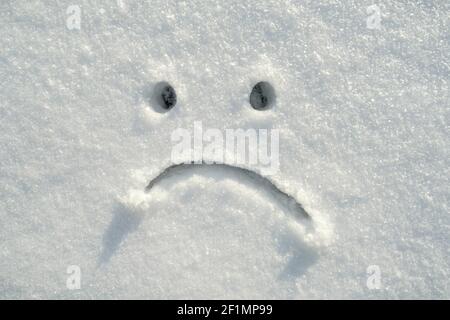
xmin=146 ymin=162 xmax=310 ymax=220
xmin=99 ymin=162 xmax=312 ymax=265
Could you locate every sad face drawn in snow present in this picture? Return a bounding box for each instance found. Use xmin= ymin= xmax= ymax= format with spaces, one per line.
xmin=3 ymin=0 xmax=447 ymax=300
xmin=93 ymin=1 xmax=333 ymax=298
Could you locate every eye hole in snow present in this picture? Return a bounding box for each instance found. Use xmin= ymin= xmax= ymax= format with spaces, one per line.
xmin=151 ymin=81 xmax=177 ymax=112
xmin=249 ymin=81 xmax=275 ymax=110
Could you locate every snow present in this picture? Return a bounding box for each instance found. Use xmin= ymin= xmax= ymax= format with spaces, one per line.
xmin=0 ymin=0 xmax=449 ymax=299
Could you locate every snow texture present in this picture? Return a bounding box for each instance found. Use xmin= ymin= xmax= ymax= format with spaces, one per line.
xmin=0 ymin=0 xmax=449 ymax=298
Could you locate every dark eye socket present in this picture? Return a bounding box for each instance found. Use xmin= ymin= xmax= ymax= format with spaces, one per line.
xmin=160 ymin=85 xmax=177 ymax=109
xmin=249 ymin=81 xmax=275 ymax=110
xmin=152 ymin=81 xmax=177 ymax=112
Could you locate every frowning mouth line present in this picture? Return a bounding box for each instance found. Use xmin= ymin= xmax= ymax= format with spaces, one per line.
xmin=145 ymin=162 xmax=311 ymax=220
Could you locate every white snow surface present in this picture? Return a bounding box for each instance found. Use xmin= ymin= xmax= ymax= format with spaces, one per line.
xmin=0 ymin=0 xmax=449 ymax=299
